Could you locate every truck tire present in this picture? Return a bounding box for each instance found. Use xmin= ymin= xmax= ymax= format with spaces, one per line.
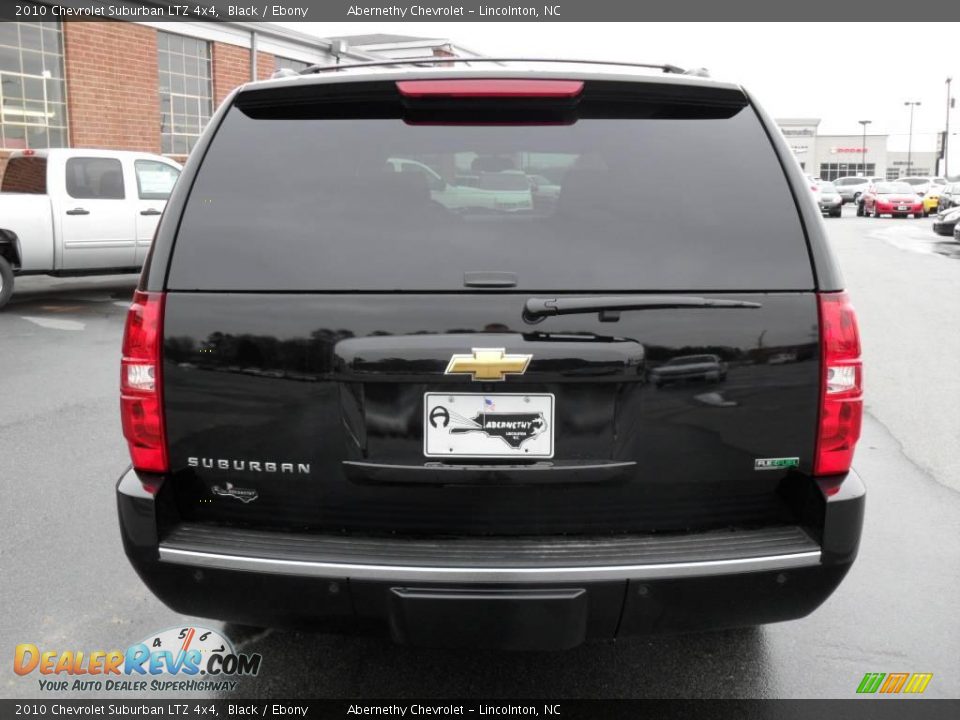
xmin=0 ymin=255 xmax=13 ymax=310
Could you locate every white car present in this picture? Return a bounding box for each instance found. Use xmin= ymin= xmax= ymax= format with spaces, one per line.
xmin=0 ymin=148 xmax=181 ymax=309
xmin=528 ymin=174 xmax=562 ymax=207
xmin=899 ymin=176 xmax=947 ymax=197
xmin=386 ymin=158 xmax=533 ymax=213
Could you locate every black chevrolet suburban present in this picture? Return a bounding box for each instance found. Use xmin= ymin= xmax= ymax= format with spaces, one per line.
xmin=117 ymin=60 xmax=864 ymax=650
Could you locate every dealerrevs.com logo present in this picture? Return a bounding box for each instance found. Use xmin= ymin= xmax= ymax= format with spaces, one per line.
xmin=14 ymin=626 xmax=262 ymax=693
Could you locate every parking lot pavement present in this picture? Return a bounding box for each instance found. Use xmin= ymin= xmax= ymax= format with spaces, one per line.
xmin=825 ymin=207 xmax=960 ymax=491
xmin=2 ymin=216 xmax=959 ymax=699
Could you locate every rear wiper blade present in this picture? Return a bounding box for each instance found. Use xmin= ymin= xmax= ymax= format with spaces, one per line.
xmin=523 ymin=296 xmax=762 ymax=323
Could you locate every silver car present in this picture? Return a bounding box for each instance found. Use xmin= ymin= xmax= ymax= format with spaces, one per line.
xmin=818 ymin=181 xmax=843 ymax=217
xmin=834 ymin=176 xmax=875 ymax=204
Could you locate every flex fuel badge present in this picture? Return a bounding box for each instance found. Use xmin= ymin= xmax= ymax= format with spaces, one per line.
xmin=754 ymin=457 xmax=800 ymax=471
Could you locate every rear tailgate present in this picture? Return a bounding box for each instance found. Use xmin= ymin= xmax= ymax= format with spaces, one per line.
xmin=160 ymin=75 xmax=820 ymax=535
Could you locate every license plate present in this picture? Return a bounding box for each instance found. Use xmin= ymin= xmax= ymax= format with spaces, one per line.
xmin=897 ymin=205 xmax=909 ymax=211
xmin=424 ymin=393 xmax=554 ymax=458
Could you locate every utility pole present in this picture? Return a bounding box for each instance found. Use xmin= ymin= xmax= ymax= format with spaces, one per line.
xmin=858 ymin=120 xmax=871 ymax=176
xmin=946 ymin=78 xmax=953 ymax=177
xmin=905 ymin=101 xmax=921 ymax=176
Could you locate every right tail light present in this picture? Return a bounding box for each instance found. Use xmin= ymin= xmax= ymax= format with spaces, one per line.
xmin=815 ymin=292 xmax=863 ymax=475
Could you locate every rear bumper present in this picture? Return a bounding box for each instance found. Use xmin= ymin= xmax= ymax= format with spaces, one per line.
xmin=117 ymin=467 xmax=864 ymax=648
xmin=932 ymin=220 xmax=957 ymax=236
xmin=876 ymin=203 xmax=923 ymax=214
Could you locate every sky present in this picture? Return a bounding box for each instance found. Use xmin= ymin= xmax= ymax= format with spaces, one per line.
xmin=281 ymin=21 xmax=959 ymax=157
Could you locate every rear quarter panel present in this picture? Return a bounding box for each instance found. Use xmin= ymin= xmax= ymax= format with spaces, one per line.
xmin=0 ymin=194 xmax=55 ymax=271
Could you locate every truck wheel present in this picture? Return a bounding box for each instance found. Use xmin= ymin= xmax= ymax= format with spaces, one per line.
xmin=0 ymin=256 xmax=14 ymax=310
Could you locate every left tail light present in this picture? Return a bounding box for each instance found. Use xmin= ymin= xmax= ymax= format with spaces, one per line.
xmin=120 ymin=291 xmax=168 ymax=473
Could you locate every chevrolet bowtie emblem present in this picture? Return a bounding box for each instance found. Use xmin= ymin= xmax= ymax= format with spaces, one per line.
xmin=445 ymin=348 xmax=532 ymax=382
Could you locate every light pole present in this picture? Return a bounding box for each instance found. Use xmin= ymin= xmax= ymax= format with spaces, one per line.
xmin=858 ymin=120 xmax=871 ymax=177
xmin=905 ymin=101 xmax=921 ymax=176
xmin=946 ymin=78 xmax=953 ymax=177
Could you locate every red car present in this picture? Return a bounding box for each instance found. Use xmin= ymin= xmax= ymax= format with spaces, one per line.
xmin=862 ymin=181 xmax=924 ymax=218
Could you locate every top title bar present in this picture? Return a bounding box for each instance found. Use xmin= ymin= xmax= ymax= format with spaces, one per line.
xmin=2 ymin=0 xmax=958 ymax=21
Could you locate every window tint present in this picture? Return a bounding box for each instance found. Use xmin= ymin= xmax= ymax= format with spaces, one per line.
xmin=1 ymin=155 xmax=46 ymax=193
xmin=65 ymin=157 xmax=124 ymax=199
xmin=169 ymin=89 xmax=814 ymax=292
xmin=135 ymin=160 xmax=179 ymax=200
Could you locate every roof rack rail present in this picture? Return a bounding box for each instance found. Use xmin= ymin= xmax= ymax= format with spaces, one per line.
xmin=298 ymin=57 xmax=690 ymax=76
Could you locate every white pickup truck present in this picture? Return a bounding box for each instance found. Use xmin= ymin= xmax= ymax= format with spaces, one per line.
xmin=0 ymin=148 xmax=182 ymax=309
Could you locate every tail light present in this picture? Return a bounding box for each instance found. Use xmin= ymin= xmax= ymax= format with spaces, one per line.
xmin=815 ymin=292 xmax=863 ymax=475
xmin=120 ymin=291 xmax=167 ymax=473
xmin=396 ymin=79 xmax=584 ymax=98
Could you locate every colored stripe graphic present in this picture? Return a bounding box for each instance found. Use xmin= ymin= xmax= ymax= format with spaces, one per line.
xmin=879 ymin=673 xmax=909 ymax=693
xmin=903 ymin=674 xmax=934 ymax=694
xmin=856 ymin=672 xmax=933 ymax=694
xmin=857 ymin=673 xmax=885 ymax=693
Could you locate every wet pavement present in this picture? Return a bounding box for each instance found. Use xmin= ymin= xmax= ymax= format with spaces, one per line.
xmin=2 ymin=214 xmax=959 ymax=699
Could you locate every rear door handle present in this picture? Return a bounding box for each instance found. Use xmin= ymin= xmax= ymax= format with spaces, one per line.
xmin=66 ymin=208 xmax=90 ymax=216
xmin=140 ymin=208 xmax=162 ymax=216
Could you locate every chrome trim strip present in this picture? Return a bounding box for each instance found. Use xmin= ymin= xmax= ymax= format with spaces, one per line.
xmin=159 ymin=547 xmax=821 ymax=583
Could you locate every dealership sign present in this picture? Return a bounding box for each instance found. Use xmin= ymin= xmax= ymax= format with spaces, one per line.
xmin=830 ymin=147 xmax=867 ymax=154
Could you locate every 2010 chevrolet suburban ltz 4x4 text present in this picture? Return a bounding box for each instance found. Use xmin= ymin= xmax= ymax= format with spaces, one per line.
xmin=117 ymin=59 xmax=865 ymax=650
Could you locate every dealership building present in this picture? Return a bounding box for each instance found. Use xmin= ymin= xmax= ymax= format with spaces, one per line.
xmin=0 ymin=18 xmax=946 ymax=182
xmin=777 ymin=118 xmax=941 ymax=181
xmin=0 ymin=19 xmax=474 ymax=173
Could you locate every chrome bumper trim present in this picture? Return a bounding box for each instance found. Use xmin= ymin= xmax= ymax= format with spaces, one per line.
xmin=159 ymin=547 xmax=821 ymax=583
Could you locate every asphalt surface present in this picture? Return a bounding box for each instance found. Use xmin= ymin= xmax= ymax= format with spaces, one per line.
xmin=2 ymin=208 xmax=959 ymax=700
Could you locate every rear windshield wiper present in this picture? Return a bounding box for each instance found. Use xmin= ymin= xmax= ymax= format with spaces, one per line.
xmin=523 ymin=295 xmax=762 ymax=323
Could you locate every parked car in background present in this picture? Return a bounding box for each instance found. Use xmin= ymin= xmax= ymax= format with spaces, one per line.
xmin=932 ymin=206 xmax=960 ymax=236
xmin=387 ymin=158 xmax=534 ymax=213
xmin=922 ymin=185 xmax=942 ymax=216
xmin=853 ymin=177 xmax=885 ymax=215
xmin=899 ymin=176 xmax=945 ymax=198
xmin=0 ymin=148 xmax=181 ymax=309
xmin=476 ymin=169 xmax=535 ymax=212
xmin=527 ymin=173 xmax=561 ymax=208
xmin=834 ymin=176 xmax=874 ymax=204
xmin=937 ymin=182 xmax=960 ymax=211
xmin=862 ymin=181 xmax=925 ymax=218
xmin=817 ymin=181 xmax=843 ymax=217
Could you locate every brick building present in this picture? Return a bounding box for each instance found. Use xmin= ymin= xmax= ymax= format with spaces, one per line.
xmin=0 ymin=21 xmax=466 ymax=173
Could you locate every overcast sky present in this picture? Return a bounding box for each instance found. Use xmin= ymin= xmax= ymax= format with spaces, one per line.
xmin=283 ymin=21 xmax=958 ymax=154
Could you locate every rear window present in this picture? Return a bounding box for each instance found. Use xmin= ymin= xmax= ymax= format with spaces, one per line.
xmin=168 ymin=80 xmax=814 ymax=292
xmin=1 ymin=156 xmax=47 ymax=194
